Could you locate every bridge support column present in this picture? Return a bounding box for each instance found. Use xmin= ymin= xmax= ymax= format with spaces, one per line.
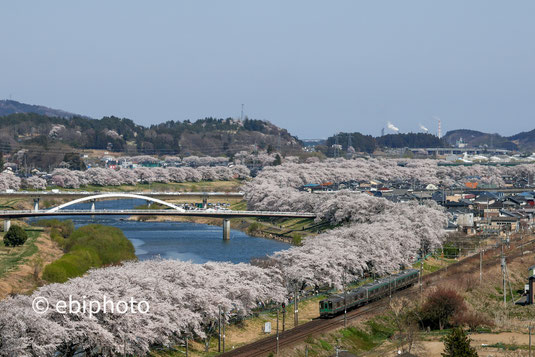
xmin=33 ymin=198 xmax=40 ymax=212
xmin=223 ymin=219 xmax=230 ymax=241
xmin=202 ymin=195 xmax=208 ymax=209
xmin=90 ymin=199 xmax=96 ymax=212
xmin=3 ymin=219 xmax=11 ymax=232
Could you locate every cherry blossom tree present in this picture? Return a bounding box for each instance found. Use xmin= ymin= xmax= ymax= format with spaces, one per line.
xmin=0 ymin=171 xmax=21 ymax=191
xmin=23 ymin=175 xmax=47 ymax=190
xmin=0 ymin=259 xmax=285 ymax=356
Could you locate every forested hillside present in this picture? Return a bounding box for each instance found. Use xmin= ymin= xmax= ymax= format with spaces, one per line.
xmin=0 ymin=113 xmax=300 ymax=159
xmin=0 ymin=99 xmax=83 ymax=118
xmin=322 ymin=132 xmax=447 ymax=154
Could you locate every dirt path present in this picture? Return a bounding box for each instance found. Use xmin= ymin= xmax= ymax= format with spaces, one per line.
xmin=0 ymin=232 xmax=63 ymax=299
xmin=412 ymin=332 xmax=531 ymax=356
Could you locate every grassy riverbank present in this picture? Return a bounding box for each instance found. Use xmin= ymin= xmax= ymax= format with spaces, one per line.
xmin=0 ymin=226 xmax=63 ymax=298
xmin=41 ymin=223 xmax=136 ymax=283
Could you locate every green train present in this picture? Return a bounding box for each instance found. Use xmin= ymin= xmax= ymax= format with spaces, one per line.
xmin=319 ymin=269 xmax=419 ymax=317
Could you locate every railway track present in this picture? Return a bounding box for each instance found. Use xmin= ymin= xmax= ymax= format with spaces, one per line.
xmin=220 ymin=301 xmax=386 ymax=357
xmin=221 ymin=235 xmax=535 ymax=356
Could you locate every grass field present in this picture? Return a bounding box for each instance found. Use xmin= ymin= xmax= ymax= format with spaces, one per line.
xmin=0 ymin=229 xmax=41 ymax=278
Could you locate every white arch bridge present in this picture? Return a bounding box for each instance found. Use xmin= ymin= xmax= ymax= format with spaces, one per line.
xmin=0 ymin=193 xmax=316 ymax=240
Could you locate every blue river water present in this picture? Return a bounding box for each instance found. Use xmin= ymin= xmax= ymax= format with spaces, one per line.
xmin=30 ymin=199 xmax=289 ymax=264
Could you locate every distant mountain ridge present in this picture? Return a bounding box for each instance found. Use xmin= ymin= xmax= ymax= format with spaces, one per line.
xmin=0 ymin=99 xmax=86 ymax=118
xmin=443 ymin=129 xmax=535 ymax=151
xmin=0 ymin=100 xmax=301 ymax=169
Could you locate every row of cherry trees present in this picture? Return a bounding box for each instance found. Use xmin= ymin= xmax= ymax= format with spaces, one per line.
xmin=0 ymin=259 xmax=286 ymax=355
xmin=0 ymin=165 xmax=250 ymax=190
xmin=249 ymin=158 xmax=535 ymax=188
xmin=118 ymin=155 xmax=231 ymax=167
xmin=242 ymin=160 xmax=450 ymax=289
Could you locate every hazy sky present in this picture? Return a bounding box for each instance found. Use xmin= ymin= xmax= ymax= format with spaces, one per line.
xmin=1 ymin=1 xmax=534 ymax=138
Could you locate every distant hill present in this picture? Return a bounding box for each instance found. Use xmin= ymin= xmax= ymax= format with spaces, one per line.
xmin=443 ymin=129 xmax=523 ymax=151
xmin=509 ymin=129 xmax=535 ymax=151
xmin=0 ymin=99 xmax=86 ymax=119
xmin=0 ymin=100 xmax=301 ymax=169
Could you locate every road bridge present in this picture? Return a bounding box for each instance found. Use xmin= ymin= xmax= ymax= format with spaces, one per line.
xmin=0 ymin=192 xmax=315 ymax=240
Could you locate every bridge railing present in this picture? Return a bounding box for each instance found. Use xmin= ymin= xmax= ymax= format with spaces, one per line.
xmin=0 ymin=209 xmax=316 ymax=217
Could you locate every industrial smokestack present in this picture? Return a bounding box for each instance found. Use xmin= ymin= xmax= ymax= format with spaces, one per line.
xmin=387 ymin=121 xmax=399 ymax=133
xmin=433 ymin=116 xmax=442 ymax=138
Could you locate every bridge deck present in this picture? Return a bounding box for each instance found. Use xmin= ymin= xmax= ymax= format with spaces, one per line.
xmin=0 ymin=209 xmax=316 ymax=219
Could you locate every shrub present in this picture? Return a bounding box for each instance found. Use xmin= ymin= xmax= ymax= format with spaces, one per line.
xmin=442 ymin=327 xmax=478 ymax=357
xmin=3 ymin=225 xmax=28 ymax=247
xmin=247 ymin=222 xmax=261 ymax=235
xmin=451 ymin=310 xmax=494 ymax=331
xmin=50 ymin=228 xmax=66 ymax=248
xmin=292 ymin=233 xmax=302 ymax=246
xmin=35 ymin=219 xmax=74 ymax=238
xmin=42 ymin=247 xmax=102 ymax=283
xmin=441 ymin=243 xmax=460 ymax=259
xmin=421 ymin=287 xmax=466 ymax=330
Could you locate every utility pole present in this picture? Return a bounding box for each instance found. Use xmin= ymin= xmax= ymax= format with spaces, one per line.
xmin=501 ymin=241 xmax=506 ymax=307
xmin=529 ymin=323 xmax=533 ymax=357
xmin=276 ymin=309 xmax=280 ymax=356
xmin=480 ymin=249 xmax=483 ymax=284
xmin=419 ymin=254 xmax=423 ymax=300
xmin=222 ymin=309 xmax=226 ymax=353
xmin=294 ymin=288 xmax=299 ymax=327
xmin=343 ymin=271 xmax=347 ymax=328
xmin=389 ymin=273 xmax=392 ymax=302
xmin=240 ymin=104 xmax=244 ymax=121
xmin=218 ymin=306 xmax=221 ymax=352
xmin=282 ymin=302 xmax=286 ymax=331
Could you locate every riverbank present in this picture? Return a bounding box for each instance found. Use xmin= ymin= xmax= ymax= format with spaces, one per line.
xmin=0 ymin=227 xmax=63 ymax=299
xmin=128 ymin=207 xmax=327 ymax=245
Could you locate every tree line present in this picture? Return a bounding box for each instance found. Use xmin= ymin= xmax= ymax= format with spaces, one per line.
xmin=321 ymin=132 xmax=447 ymax=154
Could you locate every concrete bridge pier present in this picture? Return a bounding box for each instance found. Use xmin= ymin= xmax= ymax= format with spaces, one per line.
xmin=33 ymin=198 xmax=40 ymax=212
xmin=3 ymin=219 xmax=11 ymax=232
xmin=223 ymin=219 xmax=230 ymax=240
xmin=90 ymin=199 xmax=96 ymax=212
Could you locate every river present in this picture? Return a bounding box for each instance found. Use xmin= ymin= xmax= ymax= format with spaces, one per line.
xmin=31 ymin=199 xmax=289 ymax=264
